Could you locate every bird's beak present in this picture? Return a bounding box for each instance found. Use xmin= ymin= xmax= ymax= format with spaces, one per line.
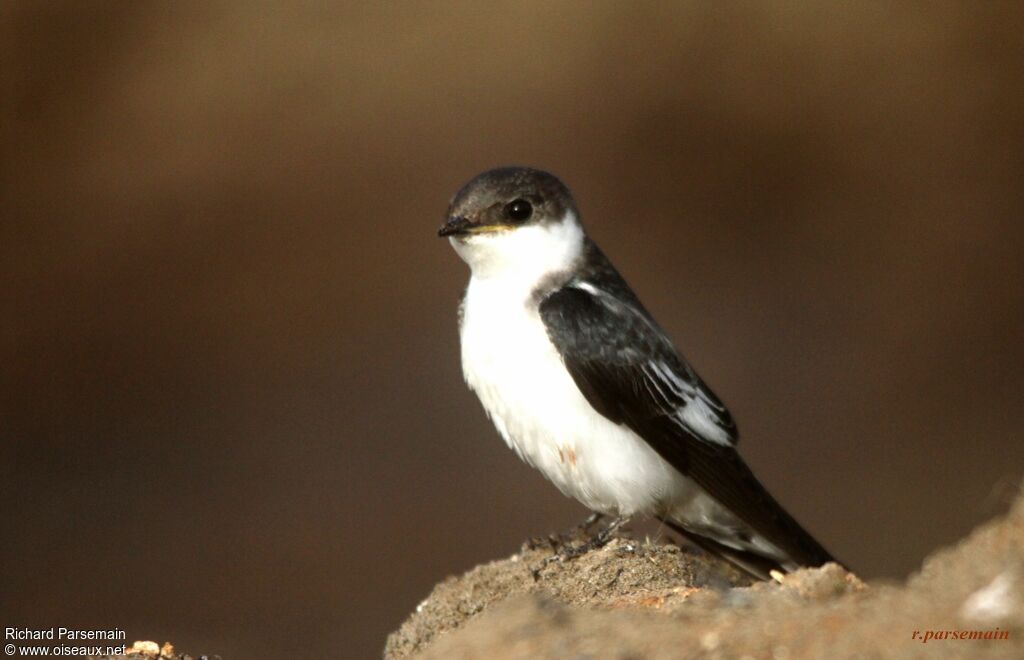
xmin=438 ymin=215 xmax=473 ymax=237
xmin=438 ymin=216 xmax=516 ymax=237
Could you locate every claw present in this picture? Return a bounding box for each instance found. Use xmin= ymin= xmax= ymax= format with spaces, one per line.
xmin=538 ymin=516 xmax=630 ymax=569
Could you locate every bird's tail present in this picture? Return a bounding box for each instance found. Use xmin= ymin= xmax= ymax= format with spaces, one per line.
xmin=656 ymin=517 xmax=785 ymax=580
xmin=657 ymin=510 xmax=845 ymax=581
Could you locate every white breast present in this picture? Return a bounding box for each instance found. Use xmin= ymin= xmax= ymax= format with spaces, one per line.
xmin=459 ymin=274 xmax=691 ymax=517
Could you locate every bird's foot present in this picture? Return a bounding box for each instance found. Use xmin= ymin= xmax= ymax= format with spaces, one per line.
xmin=531 ymin=516 xmax=629 ymax=578
xmin=525 ymin=512 xmax=604 ymax=551
xmin=559 ymin=515 xmax=627 ymax=557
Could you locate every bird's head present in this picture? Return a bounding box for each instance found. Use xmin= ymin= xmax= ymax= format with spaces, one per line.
xmin=439 ymin=167 xmax=585 ymax=280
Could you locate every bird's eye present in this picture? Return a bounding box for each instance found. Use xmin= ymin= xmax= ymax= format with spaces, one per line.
xmin=504 ymin=199 xmax=533 ymax=222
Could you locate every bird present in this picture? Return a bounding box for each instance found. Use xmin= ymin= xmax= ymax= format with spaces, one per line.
xmin=438 ymin=166 xmax=837 ymax=579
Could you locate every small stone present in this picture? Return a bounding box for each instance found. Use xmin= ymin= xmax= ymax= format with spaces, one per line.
xmin=129 ymin=641 xmax=160 ymax=656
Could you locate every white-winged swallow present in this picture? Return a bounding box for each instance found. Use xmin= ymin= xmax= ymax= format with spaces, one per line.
xmin=439 ymin=166 xmax=838 ymax=578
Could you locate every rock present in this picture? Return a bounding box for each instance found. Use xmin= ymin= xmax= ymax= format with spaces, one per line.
xmin=387 ymin=488 xmax=1024 ymax=659
xmin=384 ymin=533 xmax=751 ymax=658
xmin=89 ymin=640 xmax=221 ymax=660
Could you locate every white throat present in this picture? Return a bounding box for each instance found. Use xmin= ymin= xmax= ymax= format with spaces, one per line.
xmin=449 ymin=213 xmax=585 ymax=290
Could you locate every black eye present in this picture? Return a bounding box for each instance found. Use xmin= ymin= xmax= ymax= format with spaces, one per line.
xmin=504 ymin=199 xmax=533 ymax=222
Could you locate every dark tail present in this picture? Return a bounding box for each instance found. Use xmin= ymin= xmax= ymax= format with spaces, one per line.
xmin=657 ymin=515 xmax=846 ymax=581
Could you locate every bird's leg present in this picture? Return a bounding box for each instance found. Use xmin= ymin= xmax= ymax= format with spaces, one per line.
xmin=530 ymin=516 xmax=631 ymax=579
xmin=554 ymin=516 xmax=630 ymax=561
xmin=526 ymin=512 xmax=605 ymax=551
xmin=576 ymin=511 xmax=604 ymax=534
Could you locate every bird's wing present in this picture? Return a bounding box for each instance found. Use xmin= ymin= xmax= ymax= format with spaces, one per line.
xmin=539 ymin=281 xmax=738 ymax=446
xmin=538 ymin=280 xmax=834 ymax=568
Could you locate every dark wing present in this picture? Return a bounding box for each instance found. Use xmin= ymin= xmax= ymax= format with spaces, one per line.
xmin=539 ymin=279 xmax=834 ymax=568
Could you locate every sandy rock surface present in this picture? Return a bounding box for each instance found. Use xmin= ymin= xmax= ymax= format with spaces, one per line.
xmin=387 ymin=492 xmax=1024 ymax=659
xmin=90 ymin=641 xmax=220 ymax=660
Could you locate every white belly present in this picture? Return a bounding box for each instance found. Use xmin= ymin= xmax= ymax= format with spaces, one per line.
xmin=459 ymin=276 xmax=694 ymax=517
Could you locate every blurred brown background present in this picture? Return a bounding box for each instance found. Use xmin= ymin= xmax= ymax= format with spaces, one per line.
xmin=2 ymin=2 xmax=1023 ymax=657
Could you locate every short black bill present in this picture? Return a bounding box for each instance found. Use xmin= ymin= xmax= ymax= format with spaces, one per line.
xmin=438 ymin=216 xmax=473 ymax=237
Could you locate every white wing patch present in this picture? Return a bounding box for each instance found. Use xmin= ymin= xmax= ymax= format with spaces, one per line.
xmin=648 ymin=360 xmax=732 ymax=445
xmin=677 ymin=396 xmax=733 ymax=446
